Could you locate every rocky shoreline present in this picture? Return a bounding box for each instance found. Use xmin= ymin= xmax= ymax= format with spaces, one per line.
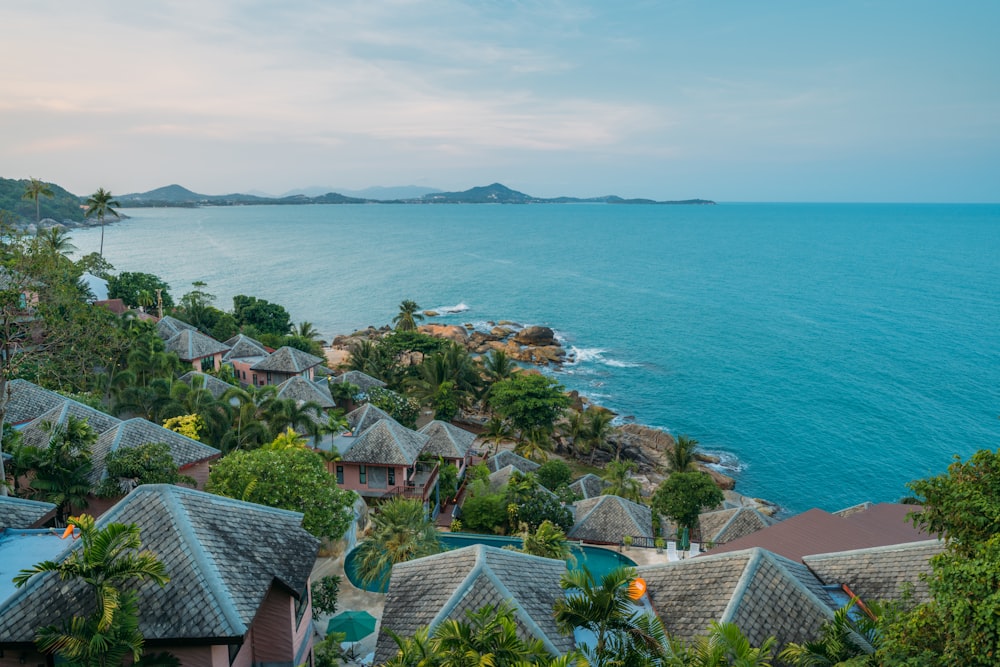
xmin=326 ymin=315 xmax=781 ymax=517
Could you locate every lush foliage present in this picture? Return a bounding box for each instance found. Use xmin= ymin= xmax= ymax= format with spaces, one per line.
xmin=312 ymin=575 xmax=342 ymax=616
xmin=536 ymin=460 xmax=573 ymax=491
xmin=506 ymin=471 xmax=573 ymax=532
xmin=97 ymin=442 xmax=195 ymax=498
xmin=438 ymin=462 xmax=459 ymax=501
xmin=489 ymin=374 xmax=570 ymax=436
xmin=351 ymin=497 xmax=442 ymax=591
xmin=392 ymin=299 xmax=424 ymax=332
xmin=233 ymin=294 xmax=292 ymax=336
xmin=0 ymin=176 xmax=85 ymax=223
xmin=651 ymin=472 xmax=723 ymax=543
xmin=520 ymin=520 xmax=572 ymax=560
xmin=601 ymin=460 xmax=642 ymax=503
xmin=107 ymin=272 xmax=174 ymax=310
xmin=29 ymin=416 xmax=97 ymax=524
xmin=207 ymin=447 xmax=356 ymax=540
xmin=460 ymin=493 xmax=509 ymax=534
xmin=367 ymin=386 xmax=420 ymax=428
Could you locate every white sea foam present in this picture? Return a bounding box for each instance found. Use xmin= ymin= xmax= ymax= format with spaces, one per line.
xmin=703 ymin=450 xmax=746 ymax=474
xmin=431 ymin=302 xmax=470 ymax=314
xmin=568 ymin=346 xmax=609 ymax=363
xmin=604 ymin=358 xmax=642 ymax=369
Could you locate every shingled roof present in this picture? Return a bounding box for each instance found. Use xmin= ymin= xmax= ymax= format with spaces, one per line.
xmin=374 ymin=545 xmax=572 ymax=663
xmin=803 ymin=540 xmax=943 ymax=603
xmin=418 ymin=420 xmax=476 ymax=459
xmin=178 ymin=371 xmax=235 ymax=399
xmin=164 ymin=329 xmax=231 ymax=362
xmin=698 ymin=507 xmax=773 ymax=545
xmin=90 ymin=418 xmax=221 ymax=485
xmin=341 ymin=419 xmax=428 ymax=466
xmin=641 ymin=547 xmax=836 ymax=647
xmin=568 ymin=473 xmax=607 ymax=499
xmin=222 ymin=334 xmax=270 ymax=361
xmin=487 ymin=450 xmax=540 ymax=474
xmin=275 ymin=376 xmax=336 ymax=409
xmin=0 ymin=496 xmax=55 ymax=530
xmin=250 ymin=346 xmax=324 ymax=373
xmin=568 ymin=495 xmax=653 ymax=543
xmin=0 ymin=485 xmax=320 ymax=643
xmin=330 ymin=370 xmax=387 ymax=393
xmin=345 ymin=403 xmax=395 ymax=434
xmin=487 ymin=465 xmax=558 ymax=499
xmin=155 ymin=315 xmax=197 ymax=340
xmin=2 ymin=379 xmax=73 ymax=425
xmin=17 ymin=401 xmax=122 ymax=449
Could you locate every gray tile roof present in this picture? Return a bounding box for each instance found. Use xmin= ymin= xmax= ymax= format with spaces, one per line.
xmin=487 ymin=450 xmax=540 ymax=474
xmin=0 ymin=484 xmax=319 ymax=642
xmin=345 ymin=403 xmax=395 ymax=434
xmin=0 ymin=496 xmax=56 ymax=529
xmin=155 ymin=315 xmax=197 ymax=340
xmin=375 ymin=545 xmax=572 ymax=663
xmin=91 ymin=418 xmax=221 ymax=484
xmin=250 ymin=346 xmax=324 ymax=373
xmin=330 ymin=370 xmax=387 ymax=393
xmin=568 ymin=495 xmax=653 ymax=543
xmin=2 ymin=379 xmax=71 ymax=425
xmin=341 ymin=419 xmax=428 ymax=466
xmin=487 ymin=465 xmax=557 ymax=499
xmin=418 ymin=420 xmax=476 ymax=460
xmin=164 ymin=329 xmax=230 ymax=361
xmin=568 ymin=473 xmax=607 ymax=499
xmin=222 ymin=334 xmax=270 ymax=361
xmin=699 ymin=507 xmax=773 ymax=545
xmin=17 ymin=402 xmax=122 ymax=449
xmin=803 ymin=540 xmax=943 ymax=604
xmin=640 ymin=547 xmax=836 ymax=648
xmin=275 ymin=376 xmax=336 ymax=409
xmin=177 ymin=371 xmax=235 ymax=399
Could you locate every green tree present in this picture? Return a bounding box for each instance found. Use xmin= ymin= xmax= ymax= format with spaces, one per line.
xmin=36 ymin=226 xmax=78 ymax=257
xmin=233 ymin=294 xmax=291 ymax=336
xmin=107 ymin=272 xmax=174 ymax=310
xmin=328 ymin=380 xmax=360 ymax=410
xmin=30 ymin=416 xmax=97 ymax=524
xmin=207 ymin=447 xmax=356 ymax=540
xmin=514 ymin=426 xmax=553 ymax=462
xmin=553 ymin=565 xmax=667 ymax=666
xmin=84 ymin=187 xmax=120 ymax=258
xmin=351 ymin=497 xmax=442 ymax=591
xmin=521 ymin=519 xmax=572 ymax=560
xmin=779 ymin=603 xmax=878 ymax=666
xmin=294 ymin=320 xmax=321 ymax=340
xmin=602 ymin=460 xmax=642 ymax=503
xmin=311 ymin=575 xmax=342 ymax=616
xmin=96 ymin=442 xmax=195 ymax=498
xmin=667 ymin=435 xmax=700 ymax=473
xmin=483 ymin=416 xmax=512 ymax=458
xmin=368 ymin=387 xmax=420 ymax=428
xmin=22 ymin=177 xmax=54 ymax=223
xmin=13 ymin=513 xmax=170 ymax=667
xmin=393 ymin=299 xmax=424 ymax=332
xmin=536 ymin=460 xmax=573 ymax=491
xmin=673 ymin=621 xmax=777 ymax=667
xmin=506 ymin=471 xmax=573 ymax=532
xmin=460 ymin=492 xmax=508 ymax=534
xmin=438 ymin=462 xmax=459 ymax=502
xmin=489 ymin=374 xmax=570 ymax=438
xmin=651 ymin=472 xmax=723 ymax=548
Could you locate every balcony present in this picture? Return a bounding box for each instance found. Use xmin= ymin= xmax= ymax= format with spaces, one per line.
xmin=385 ymin=461 xmax=439 ymax=502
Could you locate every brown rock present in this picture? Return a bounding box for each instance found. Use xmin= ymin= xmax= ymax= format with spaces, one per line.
xmin=513 ymin=325 xmax=557 ymax=346
xmin=418 ymin=324 xmax=469 ymax=343
xmin=423 ymin=310 xmax=440 ymax=317
xmin=491 ymin=326 xmax=515 ymax=337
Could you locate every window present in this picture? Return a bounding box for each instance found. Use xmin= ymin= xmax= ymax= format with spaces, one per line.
xmin=336 ymin=465 xmax=344 ymax=485
xmin=359 ymin=465 xmax=366 ymax=485
xmin=200 ymin=356 xmax=215 ymax=371
xmin=388 ymin=468 xmax=395 ymax=486
xmin=266 ymin=372 xmax=272 ymax=384
xmin=252 ymin=373 xmax=258 ymax=385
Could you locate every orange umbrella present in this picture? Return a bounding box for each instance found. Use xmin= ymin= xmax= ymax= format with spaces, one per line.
xmin=628 ymin=577 xmax=647 ymax=600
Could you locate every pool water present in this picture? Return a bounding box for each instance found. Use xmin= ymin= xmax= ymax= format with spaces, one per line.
xmin=344 ymin=532 xmax=637 ymax=593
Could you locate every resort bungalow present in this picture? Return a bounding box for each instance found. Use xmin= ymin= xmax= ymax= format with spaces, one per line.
xmin=568 ymin=494 xmax=655 ymax=546
xmin=0 ymin=485 xmax=320 ymax=667
xmin=486 ymin=450 xmax=540 ymax=475
xmin=164 ymin=328 xmax=231 ymax=372
xmin=223 ymin=333 xmax=271 ymax=386
xmin=568 ymin=473 xmax=608 ymax=500
xmin=417 ymin=420 xmax=476 ymax=477
xmin=249 ymin=346 xmax=325 ymax=386
xmin=338 ymin=418 xmax=440 ymax=512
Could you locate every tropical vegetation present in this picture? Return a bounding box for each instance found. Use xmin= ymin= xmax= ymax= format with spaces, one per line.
xmin=351 ymin=497 xmax=442 ymax=591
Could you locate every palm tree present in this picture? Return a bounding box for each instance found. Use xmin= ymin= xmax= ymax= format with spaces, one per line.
xmin=563 ymin=410 xmax=589 ymax=458
xmin=36 ymin=226 xmax=77 ymax=256
xmin=553 ymin=565 xmax=667 ymax=666
xmin=261 ymin=397 xmax=323 ymax=441
xmin=85 ymin=187 xmax=121 ymax=258
xmin=351 ymin=497 xmax=442 ymax=591
xmin=680 ymin=621 xmax=777 ymax=667
xmin=779 ymin=603 xmax=879 ymax=666
xmin=667 ymin=435 xmax=700 ymax=474
xmin=136 ymin=289 xmax=155 ymax=313
xmin=432 ymin=605 xmax=551 ymax=666
xmin=13 ymin=513 xmax=169 ymax=666
xmin=328 ymin=380 xmax=360 ymax=410
xmin=482 ymin=416 xmax=512 ymax=458
xmin=521 ymin=519 xmax=572 ymax=560
xmin=393 ymin=299 xmax=424 ymax=331
xmin=514 ymin=427 xmax=552 ymax=462
xmin=30 ymin=416 xmax=96 ymax=525
xmin=22 ymin=177 xmax=54 ymax=223
xmin=294 ymin=321 xmax=320 ymax=340
xmin=587 ymin=409 xmax=616 ymax=464
xmin=602 ymin=460 xmax=642 ymax=503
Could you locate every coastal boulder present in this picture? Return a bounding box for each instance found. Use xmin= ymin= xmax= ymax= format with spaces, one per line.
xmin=513 ymin=325 xmax=557 ymax=346
xmin=418 ymin=324 xmax=469 ymax=344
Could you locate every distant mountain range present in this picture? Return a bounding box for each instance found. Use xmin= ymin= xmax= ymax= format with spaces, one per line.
xmin=116 ymin=182 xmax=714 ymax=207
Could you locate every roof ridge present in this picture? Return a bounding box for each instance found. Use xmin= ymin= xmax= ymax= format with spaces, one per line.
xmin=719 ymin=547 xmax=763 ymax=623
xmin=479 ymin=554 xmax=562 ymax=656
xmin=427 ymin=545 xmax=488 ymax=629
xmin=758 ymin=550 xmax=837 ymax=616
xmin=803 ymin=538 xmax=943 ymax=561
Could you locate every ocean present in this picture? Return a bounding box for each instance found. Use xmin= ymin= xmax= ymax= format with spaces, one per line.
xmin=67 ymin=202 xmax=1000 ymax=513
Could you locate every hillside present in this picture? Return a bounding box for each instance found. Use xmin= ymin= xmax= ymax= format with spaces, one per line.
xmin=0 ymin=177 xmax=86 ymax=223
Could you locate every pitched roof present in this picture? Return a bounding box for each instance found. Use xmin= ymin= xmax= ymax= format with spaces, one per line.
xmin=330 ymin=370 xmax=387 ymax=393
xmin=640 ymin=547 xmax=836 ymax=647
xmin=155 ymin=315 xmax=197 ymax=339
xmin=418 ymin=420 xmax=476 ymax=459
xmin=222 ymin=334 xmax=270 ymax=361
xmin=375 ymin=545 xmax=572 ymax=663
xmin=707 ymin=505 xmax=930 ymax=563
xmin=698 ymin=507 xmax=773 ymax=545
xmin=250 ymin=346 xmax=324 ymax=373
xmin=164 ymin=329 xmax=230 ymax=361
xmin=803 ymin=540 xmax=943 ymax=603
xmin=568 ymin=473 xmax=607 ymax=499
xmin=178 ymin=371 xmax=235 ymax=399
xmin=91 ymin=418 xmax=221 ymax=484
xmin=345 ymin=403 xmax=395 ymax=434
xmin=0 ymin=496 xmax=56 ymax=530
xmin=0 ymin=485 xmax=319 ymax=642
xmin=568 ymin=495 xmax=653 ymax=543
xmin=341 ymin=419 xmax=428 ymax=465
xmin=275 ymin=376 xmax=335 ymax=409
xmin=17 ymin=402 xmax=122 ymax=449
xmin=3 ymin=379 xmax=121 ymax=430
xmin=487 ymin=465 xmax=557 ymax=499
xmin=487 ymin=450 xmax=540 ymax=474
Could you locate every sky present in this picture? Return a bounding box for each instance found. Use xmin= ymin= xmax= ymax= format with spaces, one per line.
xmin=1 ymin=1 xmax=998 ymax=202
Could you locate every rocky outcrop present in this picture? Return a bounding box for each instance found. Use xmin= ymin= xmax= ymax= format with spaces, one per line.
xmin=513 ymin=325 xmax=557 ymax=346
xmin=418 ymin=324 xmax=468 ymax=343
xmin=604 ymin=424 xmax=736 ymax=493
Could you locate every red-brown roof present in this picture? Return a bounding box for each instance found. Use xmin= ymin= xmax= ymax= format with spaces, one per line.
xmin=705 ymin=503 xmax=930 ymax=563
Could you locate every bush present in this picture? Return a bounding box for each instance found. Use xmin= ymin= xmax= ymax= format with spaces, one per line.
xmin=536 ymin=460 xmax=573 ymax=490
xmin=312 ymin=575 xmax=341 ymax=615
xmin=461 ymin=493 xmax=508 ymax=534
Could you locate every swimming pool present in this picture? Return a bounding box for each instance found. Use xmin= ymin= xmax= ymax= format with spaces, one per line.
xmin=344 ymin=532 xmax=637 ymax=593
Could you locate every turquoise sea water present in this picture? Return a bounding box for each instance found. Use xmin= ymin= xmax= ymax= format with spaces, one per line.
xmin=68 ymin=203 xmax=1000 ymax=513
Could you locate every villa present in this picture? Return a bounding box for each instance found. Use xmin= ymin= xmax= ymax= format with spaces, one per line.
xmin=249 ymin=346 xmax=325 ymax=386
xmin=486 ymin=450 xmax=540 ymax=474
xmin=417 ymin=420 xmax=476 ymax=478
xmin=568 ymin=494 xmax=654 ymax=545
xmin=163 ymin=328 xmax=231 ymax=372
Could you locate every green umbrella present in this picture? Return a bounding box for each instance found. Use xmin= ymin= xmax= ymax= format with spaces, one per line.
xmin=326 ymin=610 xmax=377 ymax=643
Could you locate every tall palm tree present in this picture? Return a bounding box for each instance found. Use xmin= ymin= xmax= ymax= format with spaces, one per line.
xmin=433 ymin=605 xmax=551 ymax=666
xmin=602 ymin=460 xmax=642 ymax=503
xmin=482 ymin=416 xmax=512 ymax=458
xmin=36 ymin=226 xmax=77 ymax=256
xmin=514 ymin=427 xmax=552 ymax=462
xmin=667 ymin=435 xmax=700 ymax=474
xmin=553 ymin=565 xmax=667 ymax=666
xmin=13 ymin=513 xmax=169 ymax=665
xmin=393 ymin=299 xmax=424 ymax=331
xmin=22 ymin=177 xmax=54 ymax=223
xmin=30 ymin=416 xmax=96 ymax=525
xmin=351 ymin=497 xmax=442 ymax=591
xmin=85 ymin=187 xmax=121 ymax=258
